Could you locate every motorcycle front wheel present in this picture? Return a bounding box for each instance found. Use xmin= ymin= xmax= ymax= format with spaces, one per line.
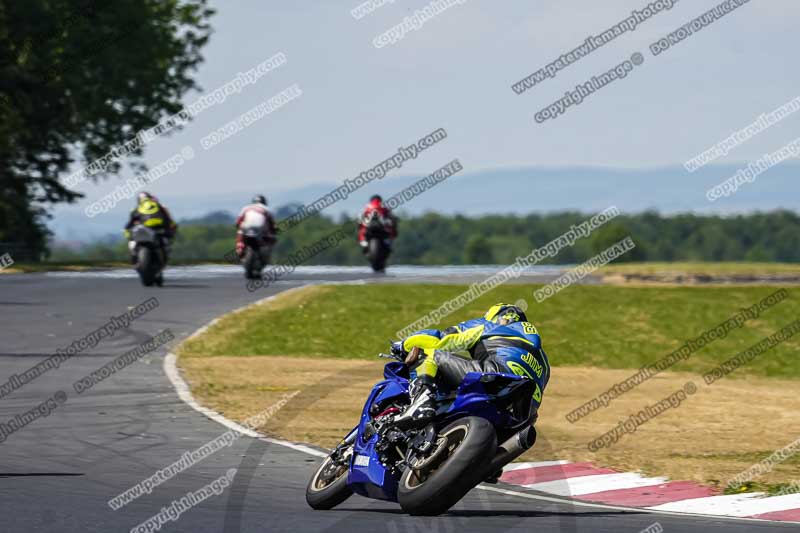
xmin=136 ymin=247 xmax=157 ymax=287
xmin=367 ymin=238 xmax=387 ymax=272
xmin=243 ymin=247 xmax=260 ymax=280
xmin=398 ymin=416 xmax=496 ymax=516
xmin=305 ymin=446 xmax=354 ymax=510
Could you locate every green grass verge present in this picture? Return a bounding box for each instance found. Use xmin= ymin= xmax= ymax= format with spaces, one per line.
xmin=180 ymin=284 xmax=800 ymax=379
xmin=601 ymin=262 xmax=800 ymax=276
xmin=0 ymin=261 xmax=129 ymax=273
xmin=1 ymin=259 xmax=242 ymax=274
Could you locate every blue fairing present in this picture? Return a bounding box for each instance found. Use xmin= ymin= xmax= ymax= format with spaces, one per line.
xmin=346 ymin=361 xmax=534 ymax=502
xmin=348 ymin=366 xmax=409 ymax=501
xmin=349 ymin=431 xmax=399 ymax=501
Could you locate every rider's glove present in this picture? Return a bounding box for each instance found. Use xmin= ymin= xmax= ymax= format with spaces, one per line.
xmin=390 ymin=340 xmax=407 ymax=358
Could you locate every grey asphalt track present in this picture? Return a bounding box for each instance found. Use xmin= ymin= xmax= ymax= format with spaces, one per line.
xmin=0 ymin=267 xmax=794 ymax=533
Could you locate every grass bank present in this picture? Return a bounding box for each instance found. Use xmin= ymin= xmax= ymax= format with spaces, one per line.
xmin=179 ymin=284 xmax=800 ymax=378
xmin=177 ymin=283 xmax=800 ymax=492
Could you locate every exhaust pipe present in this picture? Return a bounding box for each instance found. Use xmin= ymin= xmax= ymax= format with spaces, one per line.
xmin=486 ymin=425 xmax=537 ymax=475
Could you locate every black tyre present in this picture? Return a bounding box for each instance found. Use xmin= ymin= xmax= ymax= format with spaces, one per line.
xmin=306 ymin=450 xmax=354 ymax=510
xmin=367 ymin=238 xmax=386 ymax=272
xmin=398 ymin=417 xmax=497 ymax=516
xmin=136 ymin=247 xmax=156 ymax=287
xmin=243 ymin=247 xmax=261 ymax=279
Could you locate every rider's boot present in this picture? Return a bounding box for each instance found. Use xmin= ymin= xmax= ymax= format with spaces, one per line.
xmin=394 ymin=376 xmax=437 ymax=429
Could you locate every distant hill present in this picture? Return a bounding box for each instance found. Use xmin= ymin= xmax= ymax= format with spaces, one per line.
xmin=48 ymin=163 xmax=800 ymax=242
xmin=179 ymin=210 xmax=236 ymax=225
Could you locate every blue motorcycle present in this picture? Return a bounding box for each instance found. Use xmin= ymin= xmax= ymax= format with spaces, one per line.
xmin=305 ymin=349 xmax=538 ymax=516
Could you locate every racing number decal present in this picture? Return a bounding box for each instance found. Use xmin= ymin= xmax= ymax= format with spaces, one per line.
xmin=521 ymin=322 xmax=538 ymax=335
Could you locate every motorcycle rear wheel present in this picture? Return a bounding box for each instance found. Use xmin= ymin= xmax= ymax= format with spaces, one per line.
xmin=243 ymin=247 xmax=262 ymax=280
xmin=398 ymin=416 xmax=496 ymax=516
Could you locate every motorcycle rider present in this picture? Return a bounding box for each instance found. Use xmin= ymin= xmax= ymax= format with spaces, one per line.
xmin=358 ymin=195 xmax=397 ymax=252
xmin=392 ymin=303 xmax=550 ymax=432
xmin=124 ymin=192 xmax=177 ymax=270
xmin=235 ymin=194 xmax=278 ymax=262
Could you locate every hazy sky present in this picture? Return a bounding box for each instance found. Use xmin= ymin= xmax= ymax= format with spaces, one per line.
xmin=61 ymin=0 xmax=800 ymax=217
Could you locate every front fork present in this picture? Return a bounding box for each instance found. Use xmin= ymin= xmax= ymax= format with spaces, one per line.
xmin=331 ymin=427 xmax=357 ymax=460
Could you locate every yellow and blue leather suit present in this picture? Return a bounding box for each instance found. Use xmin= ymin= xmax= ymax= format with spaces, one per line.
xmin=124 ymin=199 xmax=176 ymax=239
xmin=402 ymin=307 xmax=551 ymax=409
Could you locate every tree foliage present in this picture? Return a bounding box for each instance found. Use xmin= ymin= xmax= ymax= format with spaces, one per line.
xmin=0 ymin=0 xmax=213 ymax=259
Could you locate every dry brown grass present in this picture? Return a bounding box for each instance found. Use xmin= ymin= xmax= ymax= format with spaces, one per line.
xmin=179 ymin=355 xmax=800 ymax=489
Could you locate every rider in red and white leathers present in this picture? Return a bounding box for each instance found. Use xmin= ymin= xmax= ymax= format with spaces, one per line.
xmin=235 ymin=195 xmax=278 ymax=259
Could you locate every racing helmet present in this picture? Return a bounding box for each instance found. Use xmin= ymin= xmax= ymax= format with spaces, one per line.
xmin=252 ymin=194 xmax=267 ymax=205
xmin=484 ymin=303 xmax=527 ymax=324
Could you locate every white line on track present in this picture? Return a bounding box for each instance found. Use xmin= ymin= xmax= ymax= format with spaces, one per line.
xmin=164 ymin=352 xmax=327 ymax=458
xmin=163 ymin=283 xmax=329 ymax=458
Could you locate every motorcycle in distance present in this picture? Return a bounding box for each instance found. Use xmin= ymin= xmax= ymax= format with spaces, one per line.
xmin=240 ymin=228 xmax=271 ymax=280
xmin=362 ymin=214 xmax=392 ymax=273
xmin=305 ymin=347 xmax=538 ymax=516
xmin=129 ymin=224 xmax=166 ymax=287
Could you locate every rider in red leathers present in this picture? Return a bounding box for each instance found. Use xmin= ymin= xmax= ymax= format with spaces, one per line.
xmin=358 ymin=195 xmax=397 ymax=253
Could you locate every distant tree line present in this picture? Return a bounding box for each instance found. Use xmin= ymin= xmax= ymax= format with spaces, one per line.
xmin=49 ymin=209 xmax=800 ymax=265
